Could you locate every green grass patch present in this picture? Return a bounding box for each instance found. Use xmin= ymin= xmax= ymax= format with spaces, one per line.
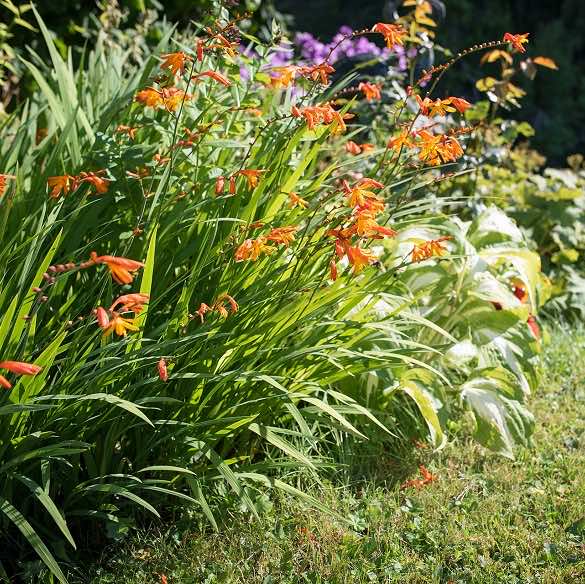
xmin=82 ymin=327 xmax=585 ymax=583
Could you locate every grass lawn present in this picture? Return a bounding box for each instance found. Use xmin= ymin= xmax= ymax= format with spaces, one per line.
xmin=83 ymin=328 xmax=585 ymax=583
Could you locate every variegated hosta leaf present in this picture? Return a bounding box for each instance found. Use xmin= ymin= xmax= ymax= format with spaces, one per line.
xmin=460 ymin=369 xmax=535 ymax=458
xmin=462 ymin=306 xmax=539 ymax=395
xmin=443 ymin=339 xmax=479 ymax=372
xmin=479 ymin=247 xmax=541 ymax=312
xmin=468 ymin=272 xmax=528 ymax=317
xmin=468 ymin=206 xmax=524 ymax=248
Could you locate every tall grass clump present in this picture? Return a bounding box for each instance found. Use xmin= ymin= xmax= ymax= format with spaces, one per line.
xmin=0 ymin=3 xmax=548 ymax=580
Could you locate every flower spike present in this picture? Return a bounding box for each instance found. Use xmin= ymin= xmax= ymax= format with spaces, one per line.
xmin=89 ymin=252 xmax=144 ymax=285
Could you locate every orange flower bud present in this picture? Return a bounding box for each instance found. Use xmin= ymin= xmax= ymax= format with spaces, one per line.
xmin=158 ymin=358 xmax=169 ymax=382
xmin=96 ymin=307 xmax=110 ymax=329
xmin=216 ymin=176 xmax=226 ymax=195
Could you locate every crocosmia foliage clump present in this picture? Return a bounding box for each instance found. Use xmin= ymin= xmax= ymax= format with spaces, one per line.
xmin=0 ymin=2 xmax=548 ymax=580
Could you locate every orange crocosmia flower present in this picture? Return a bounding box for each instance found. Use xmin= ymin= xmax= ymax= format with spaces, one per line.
xmin=358 ymin=82 xmax=382 ymax=101
xmin=47 ymin=175 xmax=76 ymax=199
xmin=419 ymin=464 xmax=437 ymax=483
xmin=195 ymin=302 xmax=212 ymax=323
xmin=161 ymin=88 xmax=191 ymax=112
xmin=442 ymin=135 xmax=464 ymax=162
xmin=234 ymin=236 xmax=276 ymax=262
xmin=416 ymin=95 xmax=470 ymax=117
xmin=236 ymin=169 xmax=264 ymax=189
xmin=401 ymin=477 xmax=424 ymax=489
xmin=269 ymin=66 xmax=299 ymax=88
xmin=310 ymin=105 xmax=335 ymax=130
xmin=372 ymin=22 xmax=407 ymax=49
xmin=89 ymin=252 xmax=145 ymax=285
xmin=160 ymin=51 xmax=192 ymax=76
xmin=358 ymin=195 xmax=386 ymax=215
xmin=413 ymin=0 xmax=436 ymax=27
xmin=103 ymin=314 xmax=139 ymax=338
xmin=214 ymin=33 xmax=239 ymax=57
xmin=95 ymin=307 xmax=110 ymax=329
xmin=198 ymin=34 xmax=238 ymax=60
xmin=154 ymin=153 xmax=171 ymax=165
xmin=428 ymin=98 xmax=456 ymax=117
xmin=329 ymin=259 xmax=338 ymax=281
xmin=416 ymin=96 xmax=459 ymax=118
xmin=293 ymin=104 xmax=353 ymax=134
xmin=503 ymin=32 xmax=530 ymax=53
xmin=135 ymin=88 xmax=163 ymax=108
xmin=116 ymin=125 xmax=138 ymax=140
xmin=299 ymin=63 xmax=335 ymax=85
xmin=353 ymin=211 xmax=397 ymax=238
xmin=0 ymin=173 xmax=15 ymax=197
xmin=343 ymin=178 xmax=385 ymax=209
xmin=267 ymin=226 xmax=298 ymax=246
xmin=328 ymin=231 xmax=351 ymax=259
xmin=158 ymin=358 xmax=169 ymax=382
xmin=401 ymin=464 xmax=437 ymax=490
xmin=449 ymin=97 xmax=472 ymax=114
xmin=216 ymin=293 xmax=238 ymax=314
xmin=346 ymin=141 xmax=375 ymax=155
xmin=0 ymin=361 xmax=41 ymax=375
xmin=411 ymin=236 xmax=452 ymax=262
xmin=196 ymin=40 xmax=205 ymax=62
xmin=0 ymin=360 xmax=42 ymax=390
xmin=234 ymin=239 xmax=254 ymax=262
xmin=415 ymin=95 xmax=433 ymax=116
xmin=294 ymin=106 xmax=320 ymax=130
xmin=388 ymin=130 xmax=413 ymax=152
xmin=78 ymin=171 xmax=109 ymax=194
xmin=228 ymin=175 xmax=237 ymax=195
xmin=110 ymin=293 xmax=150 ymax=314
xmin=357 ymin=178 xmax=385 ymax=189
xmin=417 ymin=131 xmax=463 ymax=166
xmin=215 ymin=176 xmax=226 ymax=195
xmin=212 ymin=293 xmax=239 ymax=318
xmin=346 ymin=245 xmax=376 ymax=273
xmin=136 ymin=87 xmax=191 ymax=112
xmin=288 ymin=192 xmax=308 ymax=209
xmin=330 ymin=110 xmax=354 ymax=135
xmin=193 ymin=70 xmax=231 ymax=87
xmin=213 ymin=302 xmax=229 ymax=319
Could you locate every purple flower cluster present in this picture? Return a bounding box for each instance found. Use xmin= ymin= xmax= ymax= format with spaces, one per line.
xmin=294 ymin=26 xmax=416 ymax=70
xmin=295 ymin=26 xmax=390 ymax=63
xmin=239 ymin=26 xmax=417 ymax=82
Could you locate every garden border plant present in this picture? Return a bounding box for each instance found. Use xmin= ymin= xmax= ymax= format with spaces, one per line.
xmin=0 ymin=2 xmax=549 ymax=581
